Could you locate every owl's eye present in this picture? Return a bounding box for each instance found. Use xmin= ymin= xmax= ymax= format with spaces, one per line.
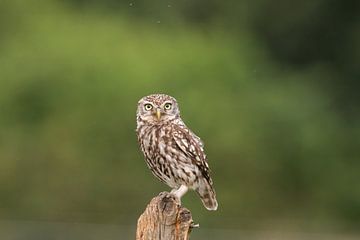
xmin=144 ymin=104 xmax=153 ymax=111
xmin=164 ymin=103 xmax=172 ymax=110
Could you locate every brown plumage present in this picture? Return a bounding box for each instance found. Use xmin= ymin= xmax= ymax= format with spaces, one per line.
xmin=136 ymin=94 xmax=218 ymax=210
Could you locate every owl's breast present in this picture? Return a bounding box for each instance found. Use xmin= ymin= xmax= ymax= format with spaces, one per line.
xmin=138 ymin=125 xmax=163 ymax=159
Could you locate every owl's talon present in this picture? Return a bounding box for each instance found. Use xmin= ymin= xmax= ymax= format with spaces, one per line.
xmin=190 ymin=223 xmax=200 ymax=228
xmin=158 ymin=191 xmax=168 ymax=197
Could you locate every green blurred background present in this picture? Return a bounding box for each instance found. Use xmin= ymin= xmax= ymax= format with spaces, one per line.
xmin=0 ymin=0 xmax=359 ymax=239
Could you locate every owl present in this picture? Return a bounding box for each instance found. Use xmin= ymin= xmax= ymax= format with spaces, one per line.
xmin=136 ymin=94 xmax=218 ymax=210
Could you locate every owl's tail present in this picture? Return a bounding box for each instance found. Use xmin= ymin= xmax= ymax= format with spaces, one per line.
xmin=196 ymin=180 xmax=218 ymax=211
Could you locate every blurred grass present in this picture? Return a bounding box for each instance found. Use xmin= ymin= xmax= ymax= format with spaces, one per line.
xmin=0 ymin=0 xmax=359 ymax=236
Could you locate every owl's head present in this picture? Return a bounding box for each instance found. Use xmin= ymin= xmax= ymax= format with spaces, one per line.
xmin=137 ymin=94 xmax=180 ymax=124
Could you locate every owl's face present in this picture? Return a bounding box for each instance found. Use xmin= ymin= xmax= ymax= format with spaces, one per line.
xmin=137 ymin=94 xmax=180 ymax=124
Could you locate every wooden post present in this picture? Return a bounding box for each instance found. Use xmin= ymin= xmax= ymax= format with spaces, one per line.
xmin=136 ymin=192 xmax=197 ymax=240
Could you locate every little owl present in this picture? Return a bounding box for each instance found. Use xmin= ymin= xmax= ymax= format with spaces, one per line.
xmin=136 ymin=94 xmax=218 ymax=210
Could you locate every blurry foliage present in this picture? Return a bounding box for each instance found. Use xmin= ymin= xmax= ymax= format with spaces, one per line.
xmin=0 ymin=0 xmax=359 ymax=232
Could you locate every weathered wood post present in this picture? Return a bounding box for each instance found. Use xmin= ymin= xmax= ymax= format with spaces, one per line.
xmin=136 ymin=192 xmax=197 ymax=240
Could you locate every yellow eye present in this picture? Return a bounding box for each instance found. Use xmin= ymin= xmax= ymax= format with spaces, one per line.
xmin=144 ymin=104 xmax=153 ymax=111
xmin=164 ymin=103 xmax=172 ymax=110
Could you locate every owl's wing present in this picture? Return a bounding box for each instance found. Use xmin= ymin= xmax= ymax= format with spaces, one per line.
xmin=172 ymin=125 xmax=213 ymax=185
xmin=189 ymin=130 xmax=205 ymax=149
xmin=177 ymin=124 xmax=204 ymax=148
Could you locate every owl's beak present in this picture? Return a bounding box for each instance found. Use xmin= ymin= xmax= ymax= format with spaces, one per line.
xmin=155 ymin=109 xmax=161 ymax=120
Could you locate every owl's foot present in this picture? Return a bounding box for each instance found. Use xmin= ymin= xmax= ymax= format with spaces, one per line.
xmin=190 ymin=222 xmax=200 ymax=228
xmin=170 ymin=185 xmax=189 ymax=201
